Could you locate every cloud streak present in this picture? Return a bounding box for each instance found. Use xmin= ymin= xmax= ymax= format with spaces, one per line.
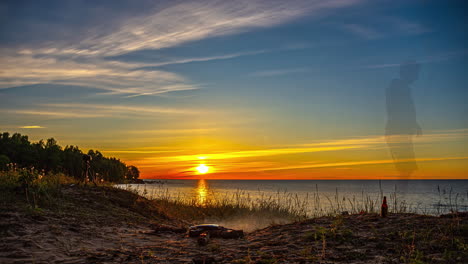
xmin=134 ymin=129 xmax=468 ymax=173
xmin=341 ymin=16 xmax=430 ymax=40
xmin=362 ymin=50 xmax=468 ymax=69
xmin=0 ymin=0 xmax=363 ymax=96
xmin=18 ymin=126 xmax=45 ymax=129
xmin=250 ymin=67 xmax=311 ymax=77
xmin=0 ymin=54 xmax=196 ymax=96
xmin=127 ymin=128 xmax=218 ymax=135
xmin=342 ymin=24 xmax=382 ymax=39
xmin=145 ymin=145 xmax=367 ymax=163
xmin=41 ymin=0 xmax=361 ymax=57
xmin=4 ymin=103 xmax=203 ymax=119
xmin=262 ymin=156 xmax=468 ymax=172
xmin=144 ymin=50 xmax=270 ymax=67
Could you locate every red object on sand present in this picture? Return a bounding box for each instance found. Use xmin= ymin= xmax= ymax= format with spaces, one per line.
xmin=381 ymin=196 xmax=388 ymax=217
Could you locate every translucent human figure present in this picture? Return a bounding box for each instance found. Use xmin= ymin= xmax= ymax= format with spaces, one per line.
xmin=385 ymin=61 xmax=422 ymax=181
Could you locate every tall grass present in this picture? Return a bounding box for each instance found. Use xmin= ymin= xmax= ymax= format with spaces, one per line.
xmin=121 ymin=181 xmax=467 ymax=224
xmin=3 ymin=164 xmax=465 ymax=229
xmin=121 ymin=184 xmax=308 ymax=224
xmin=0 ymin=164 xmax=78 ymax=209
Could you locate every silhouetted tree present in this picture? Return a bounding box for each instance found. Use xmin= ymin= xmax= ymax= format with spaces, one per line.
xmin=44 ymin=138 xmax=62 ymax=173
xmin=0 ymin=132 xmax=138 ymax=183
xmin=126 ymin=165 xmax=140 ymax=180
xmin=62 ymin=145 xmax=83 ymax=179
xmin=0 ymin=154 xmax=9 ymax=170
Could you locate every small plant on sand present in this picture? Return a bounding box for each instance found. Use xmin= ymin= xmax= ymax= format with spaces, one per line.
xmin=320 ymin=231 xmax=327 ymax=260
xmin=303 ymin=226 xmax=328 ymax=259
xmin=304 ymin=218 xmax=353 ymax=246
xmin=304 ymin=226 xmax=328 ymax=242
xmin=18 ymin=167 xmax=39 ymax=185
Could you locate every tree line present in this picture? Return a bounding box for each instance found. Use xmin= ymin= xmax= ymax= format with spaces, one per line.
xmin=0 ymin=132 xmax=139 ymax=182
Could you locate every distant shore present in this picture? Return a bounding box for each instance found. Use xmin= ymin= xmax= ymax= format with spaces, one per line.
xmin=1 ymin=182 xmax=467 ymax=263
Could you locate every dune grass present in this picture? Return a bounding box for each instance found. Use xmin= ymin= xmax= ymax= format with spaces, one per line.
xmin=2 ymin=166 xmax=466 ymax=229
xmin=121 ymin=181 xmax=466 ymax=225
xmin=0 ymin=165 xmax=64 ymax=209
xmin=0 ymin=166 xmax=181 ymax=227
xmin=0 ymin=165 xmax=105 ymax=211
xmin=120 ymin=184 xmax=309 ymax=224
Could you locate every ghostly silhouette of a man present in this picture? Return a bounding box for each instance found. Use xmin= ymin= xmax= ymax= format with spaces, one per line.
xmin=385 ymin=61 xmax=422 ymax=178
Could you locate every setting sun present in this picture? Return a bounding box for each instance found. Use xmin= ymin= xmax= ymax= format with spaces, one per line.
xmin=196 ymin=164 xmax=210 ymax=174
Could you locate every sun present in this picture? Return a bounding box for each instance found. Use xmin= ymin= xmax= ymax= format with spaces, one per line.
xmin=196 ymin=164 xmax=210 ymax=174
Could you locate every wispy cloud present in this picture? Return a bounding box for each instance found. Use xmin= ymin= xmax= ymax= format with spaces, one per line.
xmin=250 ymin=67 xmax=311 ymax=77
xmin=10 ymin=110 xmax=108 ymax=119
xmin=0 ymin=54 xmax=195 ymax=96
xmin=263 ymin=156 xmax=468 ymax=172
xmin=103 ymin=150 xmax=183 ymax=154
xmin=145 ymin=145 xmax=366 ymax=163
xmin=18 ymin=125 xmax=45 ymax=129
xmin=303 ymin=129 xmax=468 ymax=146
xmin=342 ymin=24 xmax=382 ymax=39
xmin=5 ymin=103 xmax=203 ymax=119
xmin=141 ymin=50 xmax=272 ymax=68
xmin=0 ymin=0 xmax=363 ymax=96
xmin=45 ymin=103 xmax=203 ymax=115
xmin=127 ymin=128 xmax=218 ymax=135
xmin=341 ymin=16 xmax=430 ymax=40
xmin=362 ymin=63 xmax=401 ymax=69
xmin=135 ymin=129 xmax=468 ymax=171
xmin=134 ymin=45 xmax=310 ymax=70
xmin=39 ymin=0 xmax=361 ymax=57
xmin=363 ymin=49 xmax=468 ymax=69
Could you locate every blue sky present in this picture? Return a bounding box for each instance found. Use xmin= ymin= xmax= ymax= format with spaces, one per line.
xmin=0 ymin=0 xmax=467 ymax=178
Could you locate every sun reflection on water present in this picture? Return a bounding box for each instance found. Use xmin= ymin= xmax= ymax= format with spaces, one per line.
xmin=196 ymin=179 xmax=209 ymax=206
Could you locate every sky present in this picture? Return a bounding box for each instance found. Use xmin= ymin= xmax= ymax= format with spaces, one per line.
xmin=0 ymin=0 xmax=467 ymax=179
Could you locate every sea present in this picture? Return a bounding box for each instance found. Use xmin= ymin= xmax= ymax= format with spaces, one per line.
xmin=120 ymin=180 xmax=468 ymax=217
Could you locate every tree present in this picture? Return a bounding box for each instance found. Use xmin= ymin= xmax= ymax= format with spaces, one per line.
xmin=44 ymin=138 xmax=62 ymax=173
xmin=0 ymin=131 xmax=139 ymax=183
xmin=62 ymin=145 xmax=83 ymax=179
xmin=126 ymin=165 xmax=140 ymax=180
xmin=0 ymin=154 xmax=10 ymax=171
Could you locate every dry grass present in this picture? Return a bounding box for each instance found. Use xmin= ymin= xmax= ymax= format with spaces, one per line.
xmin=119 ymin=182 xmax=466 ymax=226
xmin=2 ymin=167 xmax=466 ymax=231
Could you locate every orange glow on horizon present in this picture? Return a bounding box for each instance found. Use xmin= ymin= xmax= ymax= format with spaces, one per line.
xmin=113 ymin=130 xmax=468 ymax=180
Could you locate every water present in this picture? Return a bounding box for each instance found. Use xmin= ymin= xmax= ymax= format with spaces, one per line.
xmin=121 ymin=180 xmax=468 ymax=216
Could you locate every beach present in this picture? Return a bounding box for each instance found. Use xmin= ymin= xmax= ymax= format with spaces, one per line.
xmin=1 ymin=184 xmax=467 ymax=264
xmin=2 ymin=0 xmax=467 ymax=263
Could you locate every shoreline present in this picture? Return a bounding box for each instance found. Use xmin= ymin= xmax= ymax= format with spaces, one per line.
xmin=119 ymin=180 xmax=468 ymax=218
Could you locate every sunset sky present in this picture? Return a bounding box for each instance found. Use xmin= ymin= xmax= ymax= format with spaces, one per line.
xmin=1 ymin=0 xmax=467 ymax=179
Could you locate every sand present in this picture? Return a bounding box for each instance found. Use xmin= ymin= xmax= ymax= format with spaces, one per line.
xmin=1 ymin=186 xmax=466 ymax=263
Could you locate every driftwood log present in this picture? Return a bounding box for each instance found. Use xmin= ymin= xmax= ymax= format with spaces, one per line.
xmin=188 ymin=224 xmax=244 ymax=239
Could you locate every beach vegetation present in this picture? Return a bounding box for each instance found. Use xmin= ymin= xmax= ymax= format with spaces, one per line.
xmin=0 ymin=132 xmax=139 ymax=183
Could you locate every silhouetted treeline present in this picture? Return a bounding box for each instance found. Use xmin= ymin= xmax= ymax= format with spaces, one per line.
xmin=0 ymin=132 xmax=139 ymax=182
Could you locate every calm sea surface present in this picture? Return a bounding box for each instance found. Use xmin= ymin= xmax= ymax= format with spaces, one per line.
xmin=120 ymin=180 xmax=468 ymax=216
